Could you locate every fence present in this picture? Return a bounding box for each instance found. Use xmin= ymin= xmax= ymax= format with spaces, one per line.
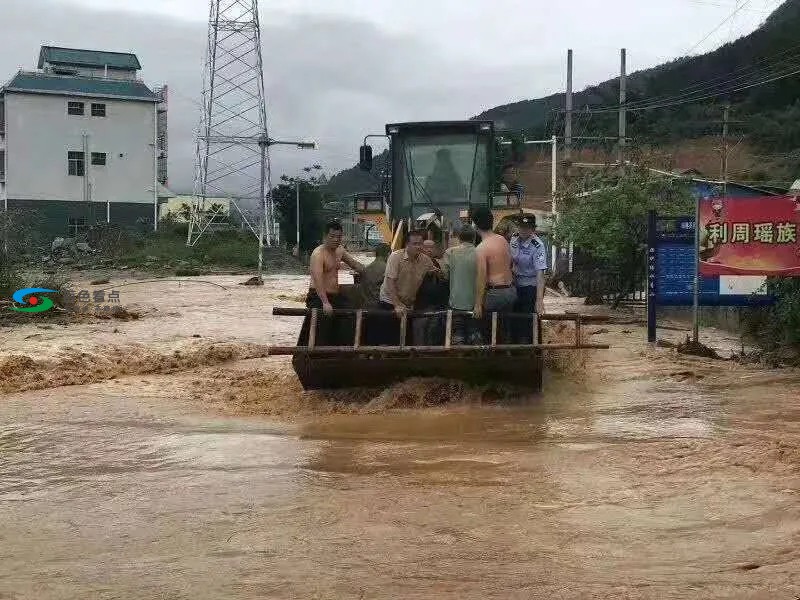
xmin=562 ymin=267 xmax=647 ymax=305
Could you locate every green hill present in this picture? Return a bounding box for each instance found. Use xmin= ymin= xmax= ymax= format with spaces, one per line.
xmin=475 ymin=0 xmax=800 ymax=150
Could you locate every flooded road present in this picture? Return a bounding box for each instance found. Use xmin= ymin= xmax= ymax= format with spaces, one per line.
xmin=1 ymin=274 xmax=799 ymax=598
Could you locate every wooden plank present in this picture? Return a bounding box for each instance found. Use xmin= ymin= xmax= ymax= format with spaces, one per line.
xmin=532 ymin=314 xmax=539 ymax=346
xmin=272 ymin=306 xmax=610 ymax=322
xmin=491 ymin=312 xmax=498 ymax=346
xmin=308 ymin=308 xmax=318 ymax=349
xmin=444 ymin=310 xmax=453 ymax=349
xmin=268 ymin=343 xmax=609 ymax=355
xmin=353 ymin=309 xmax=363 ymax=348
xmin=575 ymin=315 xmax=582 ymax=346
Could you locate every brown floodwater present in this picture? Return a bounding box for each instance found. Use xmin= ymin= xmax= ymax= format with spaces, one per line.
xmin=1 ymin=274 xmax=799 ymax=599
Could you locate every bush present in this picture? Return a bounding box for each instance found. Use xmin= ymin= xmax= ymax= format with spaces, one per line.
xmin=742 ymin=279 xmax=800 ymax=355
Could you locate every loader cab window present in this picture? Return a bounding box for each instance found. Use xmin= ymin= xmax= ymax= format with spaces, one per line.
xmin=392 ymin=132 xmax=490 ymax=221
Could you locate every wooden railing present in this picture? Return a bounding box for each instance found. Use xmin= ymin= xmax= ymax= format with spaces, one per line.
xmin=268 ymin=308 xmax=609 ymax=355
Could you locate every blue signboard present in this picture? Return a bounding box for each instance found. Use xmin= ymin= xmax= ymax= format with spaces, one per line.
xmin=647 ymin=211 xmax=773 ymax=342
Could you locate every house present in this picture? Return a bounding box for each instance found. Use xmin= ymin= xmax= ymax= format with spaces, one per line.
xmin=647 ymin=168 xmax=782 ymax=199
xmin=0 ymin=45 xmax=168 ymax=238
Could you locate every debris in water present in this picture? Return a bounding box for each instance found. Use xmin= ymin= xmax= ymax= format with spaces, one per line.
xmin=677 ymin=336 xmax=721 ymax=359
xmin=110 ymin=307 xmax=141 ymax=321
xmin=90 ymin=278 xmax=110 ymax=285
xmin=275 ymin=293 xmax=307 ymax=303
xmin=657 ymin=339 xmax=677 ymax=349
xmin=240 ymin=276 xmax=263 ymax=286
xmin=590 ymin=328 xmax=610 ymax=335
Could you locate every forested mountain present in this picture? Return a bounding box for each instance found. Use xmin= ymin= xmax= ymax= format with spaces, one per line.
xmin=327 ymin=0 xmax=800 ymax=198
xmin=476 ymin=0 xmax=800 ymax=149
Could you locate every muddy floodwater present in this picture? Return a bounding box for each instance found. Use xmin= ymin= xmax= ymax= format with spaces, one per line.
xmin=1 ymin=273 xmax=799 ymax=599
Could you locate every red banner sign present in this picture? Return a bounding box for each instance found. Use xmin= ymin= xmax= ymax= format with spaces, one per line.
xmin=698 ymin=195 xmax=800 ymax=276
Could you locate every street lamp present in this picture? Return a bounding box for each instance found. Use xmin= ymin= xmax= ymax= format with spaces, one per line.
xmin=253 ymin=136 xmax=316 ymax=278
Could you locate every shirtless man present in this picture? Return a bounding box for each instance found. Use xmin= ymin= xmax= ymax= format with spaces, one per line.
xmin=308 ymin=220 xmax=364 ymax=315
xmin=471 ymin=206 xmax=517 ymax=342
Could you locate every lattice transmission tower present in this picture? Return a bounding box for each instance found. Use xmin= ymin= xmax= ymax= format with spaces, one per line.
xmin=190 ymin=0 xmax=313 ymax=274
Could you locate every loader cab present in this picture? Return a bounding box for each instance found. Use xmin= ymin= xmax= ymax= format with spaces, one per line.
xmin=359 ymin=120 xmax=496 ymax=248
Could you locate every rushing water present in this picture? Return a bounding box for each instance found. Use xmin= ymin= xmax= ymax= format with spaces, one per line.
xmin=0 ymin=275 xmax=798 ymax=598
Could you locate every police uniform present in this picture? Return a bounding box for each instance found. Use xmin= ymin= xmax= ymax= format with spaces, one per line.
xmin=510 ymin=216 xmax=547 ymax=343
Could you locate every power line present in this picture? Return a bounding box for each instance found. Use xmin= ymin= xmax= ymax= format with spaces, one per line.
xmin=685 ymin=0 xmax=753 ymax=55
xmin=579 ymin=57 xmax=800 ymax=115
xmin=619 ymin=40 xmax=800 ymax=110
xmin=681 ymin=0 xmax=771 ymax=12
xmin=552 ymin=37 xmax=800 ymax=119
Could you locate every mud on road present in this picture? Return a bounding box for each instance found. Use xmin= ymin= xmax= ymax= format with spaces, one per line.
xmin=1 ymin=273 xmax=798 ymax=599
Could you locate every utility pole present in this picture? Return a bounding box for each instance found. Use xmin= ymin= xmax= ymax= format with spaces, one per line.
xmin=618 ymin=48 xmax=627 ymax=166
xmin=257 ymin=137 xmax=267 ymax=277
xmin=295 ymin=178 xmax=300 ymax=253
xmin=565 ymin=49 xmax=573 ymax=162
xmin=191 ymin=0 xmax=315 ymax=254
xmin=721 ymin=103 xmax=730 ymax=198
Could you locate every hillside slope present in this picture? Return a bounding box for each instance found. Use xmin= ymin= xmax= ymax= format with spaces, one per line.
xmin=475 ymin=0 xmax=800 ymax=147
xmin=328 ymin=0 xmax=800 ymax=199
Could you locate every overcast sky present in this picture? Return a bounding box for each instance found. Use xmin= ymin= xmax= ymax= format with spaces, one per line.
xmin=0 ymin=0 xmax=782 ymax=193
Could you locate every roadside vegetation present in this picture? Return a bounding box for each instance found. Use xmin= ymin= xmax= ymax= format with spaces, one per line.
xmin=553 ymin=165 xmax=694 ymax=305
xmin=554 ymin=166 xmax=800 ymax=362
xmin=742 ymin=279 xmax=800 ymax=363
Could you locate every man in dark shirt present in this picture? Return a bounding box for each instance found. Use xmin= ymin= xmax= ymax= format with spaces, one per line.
xmin=357 ymin=243 xmax=391 ymax=308
xmin=359 ymin=243 xmax=391 ymax=346
xmin=412 ymin=240 xmax=448 ymax=344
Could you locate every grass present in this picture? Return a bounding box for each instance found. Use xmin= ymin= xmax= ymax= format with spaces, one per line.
xmin=94 ymin=223 xmax=303 ymax=274
xmin=116 ymin=227 xmax=259 ymax=269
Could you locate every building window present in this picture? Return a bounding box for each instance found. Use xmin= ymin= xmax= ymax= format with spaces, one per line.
xmin=0 ymin=150 xmax=5 ymax=182
xmin=68 ymin=151 xmax=85 ymax=176
xmin=91 ymin=103 xmax=106 ymax=117
xmin=91 ymin=152 xmax=107 ymax=166
xmin=67 ymin=101 xmax=85 ymax=116
xmin=67 ymin=217 xmax=87 ymax=236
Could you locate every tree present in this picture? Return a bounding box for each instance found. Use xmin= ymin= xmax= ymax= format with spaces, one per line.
xmin=273 ymin=175 xmax=326 ymax=253
xmin=178 ymin=202 xmax=192 ymax=223
xmin=554 ymin=168 xmax=694 ymax=305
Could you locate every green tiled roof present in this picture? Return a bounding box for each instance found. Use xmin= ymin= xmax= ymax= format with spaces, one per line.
xmin=5 ymin=72 xmax=158 ymax=102
xmin=38 ymin=46 xmax=141 ymax=71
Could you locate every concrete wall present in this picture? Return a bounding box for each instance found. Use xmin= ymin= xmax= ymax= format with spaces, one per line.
xmin=4 ymin=92 xmax=156 ymax=206
xmin=6 ymin=198 xmax=153 ymax=237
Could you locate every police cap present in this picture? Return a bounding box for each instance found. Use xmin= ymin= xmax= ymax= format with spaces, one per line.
xmin=516 ymin=214 xmax=536 ymax=228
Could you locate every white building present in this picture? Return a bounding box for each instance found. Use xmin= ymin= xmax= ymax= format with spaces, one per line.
xmin=0 ymin=46 xmax=167 ymax=237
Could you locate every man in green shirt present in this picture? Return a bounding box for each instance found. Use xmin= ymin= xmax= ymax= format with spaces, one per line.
xmin=443 ymin=227 xmax=481 ymax=345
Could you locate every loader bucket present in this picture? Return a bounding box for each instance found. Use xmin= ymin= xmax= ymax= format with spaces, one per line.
xmin=270 ymin=307 xmax=609 ymax=392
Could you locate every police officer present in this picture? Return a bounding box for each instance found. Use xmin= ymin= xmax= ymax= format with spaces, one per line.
xmin=510 ymin=214 xmax=547 ymax=344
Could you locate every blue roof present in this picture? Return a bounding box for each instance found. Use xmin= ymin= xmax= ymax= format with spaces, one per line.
xmin=38 ymin=46 xmax=141 ymax=71
xmin=3 ymin=72 xmax=158 ymax=102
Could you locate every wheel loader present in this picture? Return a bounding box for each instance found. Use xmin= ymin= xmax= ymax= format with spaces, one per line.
xmin=269 ymin=120 xmax=608 ymax=391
